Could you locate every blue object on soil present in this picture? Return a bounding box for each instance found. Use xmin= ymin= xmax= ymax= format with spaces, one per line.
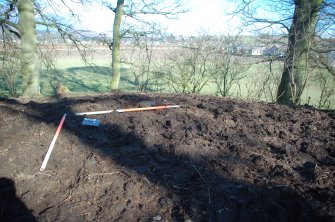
xmin=82 ymin=118 xmax=101 ymax=127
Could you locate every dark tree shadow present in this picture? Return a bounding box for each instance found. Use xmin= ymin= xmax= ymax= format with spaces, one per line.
xmin=66 ymin=66 xmax=113 ymax=77
xmin=0 ymin=177 xmax=37 ymax=222
xmin=62 ymin=66 xmax=138 ymax=92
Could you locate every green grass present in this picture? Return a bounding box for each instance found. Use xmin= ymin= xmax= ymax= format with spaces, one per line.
xmin=39 ymin=58 xmax=138 ymax=96
xmin=37 ymin=57 xmax=335 ymax=109
xmin=1 ymin=54 xmax=334 ymax=109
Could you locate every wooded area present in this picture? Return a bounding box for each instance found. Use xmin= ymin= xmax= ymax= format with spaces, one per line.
xmin=0 ymin=0 xmax=334 ymax=108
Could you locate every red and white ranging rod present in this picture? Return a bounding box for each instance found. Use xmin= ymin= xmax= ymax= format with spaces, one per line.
xmin=75 ymin=110 xmax=114 ymax=116
xmin=116 ymin=105 xmax=181 ymax=113
xmin=74 ymin=105 xmax=181 ymax=115
xmin=40 ymin=113 xmax=67 ymax=171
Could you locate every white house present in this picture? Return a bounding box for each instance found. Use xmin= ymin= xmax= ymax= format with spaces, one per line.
xmin=252 ymin=47 xmax=266 ymax=56
xmin=329 ymin=51 xmax=335 ymax=67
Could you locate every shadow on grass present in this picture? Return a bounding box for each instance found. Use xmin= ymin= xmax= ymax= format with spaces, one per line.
xmin=40 ymin=66 xmax=139 ymax=94
xmin=66 ymin=66 xmax=113 ymax=77
xmin=64 ymin=66 xmax=156 ymax=92
xmin=2 ymin=65 xmax=157 ymax=97
xmin=0 ymin=94 xmax=332 ymax=221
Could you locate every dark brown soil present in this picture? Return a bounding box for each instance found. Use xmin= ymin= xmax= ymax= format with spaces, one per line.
xmin=0 ymin=93 xmax=334 ymax=222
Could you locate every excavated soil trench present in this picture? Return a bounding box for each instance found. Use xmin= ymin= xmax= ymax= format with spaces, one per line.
xmin=0 ymin=93 xmax=334 ymax=221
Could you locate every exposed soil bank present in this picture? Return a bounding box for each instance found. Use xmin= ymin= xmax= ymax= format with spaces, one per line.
xmin=0 ymin=93 xmax=334 ymax=221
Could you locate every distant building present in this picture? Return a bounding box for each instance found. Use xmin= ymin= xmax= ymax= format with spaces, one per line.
xmin=240 ymin=46 xmax=252 ymax=55
xmin=228 ymin=44 xmax=252 ymax=55
xmin=252 ymin=47 xmax=266 ymax=56
xmin=329 ymin=51 xmax=335 ymax=67
xmin=264 ymin=45 xmax=285 ymax=57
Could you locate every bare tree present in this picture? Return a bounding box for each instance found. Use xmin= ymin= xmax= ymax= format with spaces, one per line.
xmin=0 ymin=0 xmax=40 ymax=96
xmin=234 ymin=0 xmax=335 ymax=105
xmin=110 ymin=0 xmax=124 ymax=90
xmin=158 ymin=34 xmax=249 ymax=96
xmin=0 ymin=0 xmax=93 ymax=97
xmin=313 ymin=69 xmax=335 ymax=109
xmin=159 ymin=35 xmax=218 ymax=94
xmin=127 ymin=28 xmax=160 ymax=92
xmin=0 ymin=42 xmax=20 ymax=97
xmin=106 ymin=0 xmax=187 ymax=90
xmin=244 ymin=61 xmax=282 ymax=102
xmin=212 ymin=35 xmax=249 ymax=97
xmin=18 ymin=0 xmax=40 ymax=96
xmin=1 ymin=1 xmax=20 ymax=96
xmin=277 ymin=0 xmax=323 ymax=105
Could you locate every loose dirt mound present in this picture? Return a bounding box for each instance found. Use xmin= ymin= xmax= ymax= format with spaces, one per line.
xmin=0 ymin=93 xmax=334 ymax=222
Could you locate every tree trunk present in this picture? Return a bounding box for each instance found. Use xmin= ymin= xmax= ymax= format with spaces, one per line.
xmin=110 ymin=0 xmax=124 ymax=90
xmin=277 ymin=0 xmax=322 ymax=105
xmin=18 ymin=0 xmax=40 ymax=97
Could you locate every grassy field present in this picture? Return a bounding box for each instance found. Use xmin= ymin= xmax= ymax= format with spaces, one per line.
xmin=39 ymin=56 xmax=137 ymax=96
xmin=40 ymin=58 xmax=113 ymax=95
xmin=1 ymin=46 xmax=334 ymax=109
